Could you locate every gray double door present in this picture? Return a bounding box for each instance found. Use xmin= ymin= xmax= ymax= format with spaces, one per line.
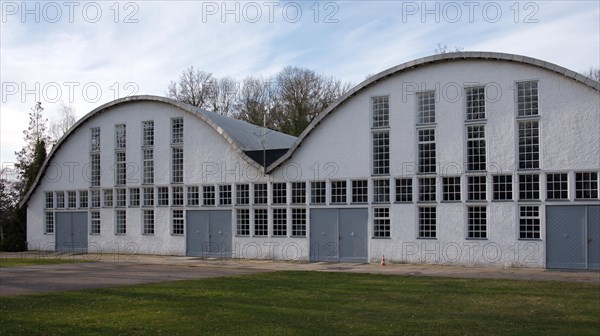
xmin=310 ymin=208 xmax=368 ymax=263
xmin=55 ymin=212 xmax=88 ymax=253
xmin=186 ymin=210 xmax=232 ymax=258
xmin=546 ymin=205 xmax=599 ymax=270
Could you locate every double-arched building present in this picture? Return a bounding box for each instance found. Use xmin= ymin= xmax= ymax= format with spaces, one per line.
xmin=22 ymin=52 xmax=600 ymax=269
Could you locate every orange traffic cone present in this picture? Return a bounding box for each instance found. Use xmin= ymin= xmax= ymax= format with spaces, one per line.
xmin=380 ymin=254 xmax=386 ymax=266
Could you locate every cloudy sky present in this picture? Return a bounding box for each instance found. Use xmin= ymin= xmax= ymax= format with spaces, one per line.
xmin=1 ymin=0 xmax=599 ymax=165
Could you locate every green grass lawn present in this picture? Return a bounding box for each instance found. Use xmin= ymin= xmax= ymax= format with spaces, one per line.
xmin=1 ymin=271 xmax=598 ymax=336
xmin=0 ymin=258 xmax=91 ymax=267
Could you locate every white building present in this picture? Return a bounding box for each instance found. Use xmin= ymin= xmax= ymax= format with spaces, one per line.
xmin=22 ymin=52 xmax=600 ymax=269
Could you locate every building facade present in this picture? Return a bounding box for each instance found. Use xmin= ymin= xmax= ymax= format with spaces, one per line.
xmin=23 ymin=52 xmax=600 ymax=269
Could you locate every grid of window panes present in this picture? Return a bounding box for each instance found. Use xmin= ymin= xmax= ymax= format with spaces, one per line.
xmin=172 ymin=209 xmax=184 ymax=235
xmin=79 ymin=190 xmax=88 ymax=208
xmin=45 ymin=212 xmax=54 ymax=234
xmin=103 ymin=189 xmax=113 ymax=207
xmin=187 ymin=186 xmax=200 ymax=206
xmin=143 ymin=209 xmax=154 ymax=235
xmin=519 ymin=174 xmax=540 ymax=200
xmin=466 ymin=86 xmax=485 ymax=120
xmin=90 ymin=127 xmax=100 ymax=151
xmin=311 ymin=181 xmax=326 ymax=204
xmin=516 ymin=81 xmax=538 ymax=117
xmin=546 ymin=173 xmax=568 ymax=200
xmin=236 ymin=209 xmax=250 ymax=236
xmin=142 ymin=121 xmax=154 ymax=146
xmin=67 ymin=191 xmax=76 ymax=208
xmin=171 ymin=147 xmax=184 ymax=184
xmin=45 ymin=192 xmax=54 ymax=208
xmin=373 ymin=179 xmax=390 ymax=203
xmin=90 ymin=211 xmax=100 ymax=234
xmin=171 ymin=118 xmax=184 ymax=144
xmin=172 ymin=186 xmax=184 ymax=206
xmin=254 ymin=183 xmax=267 ymax=205
xmin=115 ymin=151 xmax=126 ymax=185
xmin=418 ymin=177 xmax=436 ymax=202
xmin=467 ymin=176 xmax=486 ymax=201
xmin=575 ymin=172 xmax=598 ymax=199
xmin=372 ymin=131 xmax=390 ymax=175
xmin=418 ymin=207 xmax=436 ymax=238
xmin=373 ymin=207 xmax=390 ymax=238
xmin=115 ymin=188 xmax=126 ymax=207
xmin=372 ymin=96 xmax=389 ymax=128
xmin=492 ymin=175 xmax=512 ymax=200
xmin=219 ymin=185 xmax=232 ymax=205
xmin=143 ymin=187 xmax=154 ymax=207
xmin=518 ymin=120 xmax=539 ymax=169
xmin=272 ymin=208 xmax=287 ymax=236
xmin=519 ymin=205 xmax=540 ymax=239
xmin=254 ymin=209 xmax=268 ymax=236
xmin=90 ymin=153 xmax=100 ymax=187
xmin=417 ymin=91 xmax=436 ymax=124
xmin=203 ymin=185 xmax=215 ymax=206
xmin=272 ymin=183 xmax=286 ymax=204
xmin=418 ymin=128 xmax=436 ymax=174
xmin=291 ymin=208 xmax=306 ymax=237
xmin=291 ymin=182 xmax=306 ymax=204
xmin=115 ymin=210 xmax=126 ymax=234
xmin=157 ymin=187 xmax=169 ymax=206
xmin=467 ymin=206 xmax=487 ymax=239
xmin=91 ymin=189 xmax=101 ymax=208
xmin=128 ymin=188 xmax=139 ymax=207
xmin=331 ymin=181 xmax=347 ymax=204
xmin=395 ymin=178 xmax=412 ymax=202
xmin=236 ymin=184 xmax=250 ymax=205
xmin=56 ymin=191 xmax=65 ymax=208
xmin=115 ymin=124 xmax=126 ymax=149
xmin=352 ymin=180 xmax=368 ymax=203
xmin=442 ymin=177 xmax=461 ymax=201
xmin=466 ymin=125 xmax=486 ymax=172
xmin=143 ymin=148 xmax=154 ymax=184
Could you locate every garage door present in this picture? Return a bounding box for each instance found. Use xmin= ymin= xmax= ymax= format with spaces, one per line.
xmin=310 ymin=208 xmax=368 ymax=263
xmin=546 ymin=205 xmax=599 ymax=270
xmin=186 ymin=210 xmax=232 ymax=258
xmin=55 ymin=212 xmax=88 ymax=253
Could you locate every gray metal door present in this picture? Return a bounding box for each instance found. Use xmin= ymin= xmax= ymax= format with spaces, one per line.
xmin=339 ymin=209 xmax=368 ymax=262
xmin=186 ymin=210 xmax=232 ymax=258
xmin=310 ymin=209 xmax=338 ymax=262
xmin=310 ymin=208 xmax=368 ymax=262
xmin=587 ymin=206 xmax=600 ymax=270
xmin=55 ymin=212 xmax=88 ymax=253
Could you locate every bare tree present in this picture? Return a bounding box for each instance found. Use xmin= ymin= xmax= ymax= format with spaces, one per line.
xmin=207 ymin=77 xmax=239 ymax=116
xmin=582 ymin=66 xmax=600 ymax=81
xmin=167 ymin=66 xmax=214 ymax=109
xmin=234 ymin=76 xmax=276 ymax=128
xmin=49 ymin=101 xmax=77 ymax=146
xmin=434 ymin=43 xmax=464 ymax=54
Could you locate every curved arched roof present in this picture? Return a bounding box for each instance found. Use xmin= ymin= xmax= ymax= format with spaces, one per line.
xmin=20 ymin=95 xmax=296 ymax=207
xmin=267 ymin=51 xmax=600 ymax=171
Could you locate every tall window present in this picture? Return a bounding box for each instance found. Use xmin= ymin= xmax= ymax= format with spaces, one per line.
xmin=90 ymin=153 xmax=100 ymax=187
xmin=115 ymin=210 xmax=126 ymax=234
xmin=143 ymin=209 xmax=154 ymax=235
xmin=372 ymin=96 xmax=389 ymax=128
xmin=171 ymin=118 xmax=184 ymax=144
xmin=373 ymin=179 xmax=390 ymax=203
xmin=254 ymin=209 xmax=268 ymax=236
xmin=45 ymin=212 xmax=54 ymax=234
xmin=493 ymin=175 xmax=512 ymax=201
xmin=395 ymin=178 xmax=412 ymax=202
xmin=143 ymin=187 xmax=154 ymax=207
xmin=467 ymin=176 xmax=486 ymax=201
xmin=236 ymin=184 xmax=250 ymax=205
xmin=575 ymin=172 xmax=598 ymax=199
xmin=172 ymin=209 xmax=184 ymax=235
xmin=418 ymin=207 xmax=436 ymax=238
xmin=236 ymin=209 xmax=250 ymax=236
xmin=45 ymin=192 xmax=54 ymax=209
xmin=272 ymin=208 xmax=287 ymax=237
xmin=203 ymin=185 xmax=215 ymax=206
xmin=219 ymin=185 xmax=232 ymax=205
xmin=372 ymin=131 xmax=389 ymax=175
xmin=254 ymin=183 xmax=267 ymax=205
xmin=467 ymin=206 xmax=487 ymax=239
xmin=157 ymin=186 xmax=169 ymax=206
xmin=519 ymin=174 xmax=540 ymax=200
xmin=331 ymin=181 xmax=347 ymax=204
xmin=90 ymin=127 xmax=100 ymax=151
xmin=142 ymin=121 xmax=154 ymax=146
xmin=418 ymin=128 xmax=436 ymax=174
xmin=272 ymin=183 xmax=287 ymax=204
xmin=519 ymin=205 xmax=540 ymax=239
xmin=56 ymin=191 xmax=65 ymax=208
xmin=310 ymin=181 xmax=326 ymax=204
xmin=466 ymin=86 xmax=485 ymax=120
xmin=546 ymin=173 xmax=568 ymax=200
xmin=291 ymin=208 xmax=306 ymax=237
xmin=373 ymin=207 xmax=390 ymax=238
xmin=417 ymin=91 xmax=435 ymax=124
xmin=115 ymin=152 xmax=126 ymax=185
xmin=171 ymin=147 xmax=183 ymax=184
xmin=352 ymin=180 xmax=368 ymax=204
xmin=291 ymin=182 xmax=306 ymax=204
xmin=172 ymin=186 xmax=184 ymax=206
xmin=518 ymin=120 xmax=540 ymax=170
xmin=78 ymin=190 xmax=88 ymax=208
xmin=418 ymin=177 xmax=436 ymax=202
xmin=442 ymin=177 xmax=461 ymax=202
xmin=115 ymin=124 xmax=126 ymax=149
xmin=187 ymin=186 xmax=200 ymax=206
xmin=516 ymin=81 xmax=539 ymax=117
xmin=143 ymin=148 xmax=154 ymax=184
xmin=466 ymin=125 xmax=486 ymax=172
xmin=129 ymin=188 xmax=140 ymax=207
xmin=90 ymin=211 xmax=100 ymax=235
xmin=91 ymin=189 xmax=101 ymax=208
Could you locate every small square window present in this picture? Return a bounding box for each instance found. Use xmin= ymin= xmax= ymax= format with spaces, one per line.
xmin=467 ymin=176 xmax=486 ymax=201
xmin=546 ymin=173 xmax=568 ymax=200
xmin=352 ymin=180 xmax=368 ymax=203
xmin=418 ymin=177 xmax=436 ymax=202
xmin=203 ymin=185 xmax=215 ymax=206
xmin=575 ymin=172 xmax=598 ymax=200
xmin=187 ymin=186 xmax=200 ymax=206
xmin=291 ymin=182 xmax=306 ymax=204
xmin=272 ymin=183 xmax=287 ymax=205
xmin=373 ymin=179 xmax=390 ymax=203
xmin=219 ymin=185 xmax=232 ymax=206
xmin=254 ymin=183 xmax=268 ymax=205
xmin=493 ymin=175 xmax=513 ymax=201
xmin=442 ymin=177 xmax=461 ymax=202
xmin=236 ymin=184 xmax=250 ymax=205
xmin=395 ymin=178 xmax=412 ymax=202
xmin=519 ymin=205 xmax=540 ymax=239
xmin=519 ymin=174 xmax=540 ymax=201
xmin=311 ymin=181 xmax=326 ymax=204
xmin=331 ymin=181 xmax=347 ymax=204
